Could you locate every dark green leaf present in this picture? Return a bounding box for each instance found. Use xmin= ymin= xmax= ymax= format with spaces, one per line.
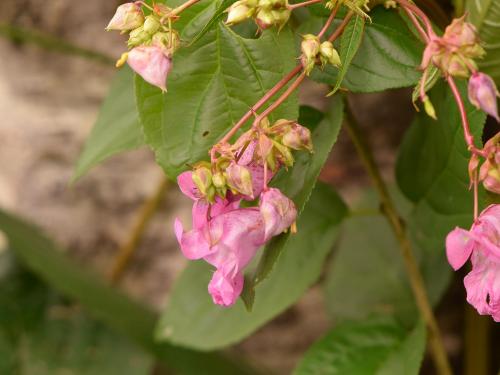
xmin=243 ymin=97 xmax=344 ymax=304
xmin=0 ymin=210 xmax=258 ymax=375
xmin=294 ymin=317 xmax=426 ymax=375
xmin=467 ymin=0 xmax=500 ymax=84
xmin=188 ymin=0 xmax=237 ymax=46
xmin=314 ymin=8 xmax=422 ymax=93
xmin=155 ymin=183 xmax=347 ymax=350
xmin=72 ymin=67 xmax=144 ymax=182
xmin=136 ymin=24 xmax=298 ymax=179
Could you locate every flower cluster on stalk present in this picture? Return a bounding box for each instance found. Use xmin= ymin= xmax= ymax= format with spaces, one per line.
xmin=175 ymin=118 xmax=312 ymax=306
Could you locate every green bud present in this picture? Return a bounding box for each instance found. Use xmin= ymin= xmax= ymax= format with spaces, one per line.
xmin=143 ymin=15 xmax=161 ymax=34
xmin=212 ymin=172 xmax=226 ymax=189
xmin=301 ymin=34 xmax=320 ymax=75
xmin=226 ymin=1 xmax=255 ymax=25
xmin=422 ymin=96 xmax=437 ymax=120
xmin=128 ymin=26 xmax=149 ymax=48
xmin=319 ymin=41 xmax=341 ymax=67
xmin=192 ymin=167 xmax=213 ymax=197
xmin=152 ymin=31 xmax=180 ymax=54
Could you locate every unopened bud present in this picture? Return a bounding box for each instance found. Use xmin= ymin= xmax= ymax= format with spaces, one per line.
xmin=226 ymin=163 xmax=254 ymax=198
xmin=255 ymin=9 xmax=274 ymax=30
xmin=226 ymin=1 xmax=255 ymax=25
xmin=258 ymin=134 xmax=274 ymax=159
xmin=446 ymin=55 xmax=469 ymax=78
xmin=422 ymin=96 xmax=437 ymax=120
xmin=152 ymin=31 xmax=180 ymax=54
xmin=106 ymin=3 xmax=144 ymax=32
xmin=301 ymin=34 xmax=320 ymax=75
xmin=319 ymin=41 xmax=341 ymax=68
xmin=468 ymin=72 xmax=500 ymax=122
xmin=192 ymin=167 xmax=213 ymax=197
xmin=128 ymin=26 xmax=150 ymax=48
xmin=143 ymin=15 xmax=161 ymax=34
xmin=212 ymin=172 xmax=226 ymax=189
xmin=281 ymin=123 xmax=313 ymax=152
xmin=273 ymin=141 xmax=294 ymax=167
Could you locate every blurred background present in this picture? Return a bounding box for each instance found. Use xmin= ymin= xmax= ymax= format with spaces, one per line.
xmin=0 ymin=1 xmax=499 ymax=374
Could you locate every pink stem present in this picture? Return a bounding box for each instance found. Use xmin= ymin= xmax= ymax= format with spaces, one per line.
xmin=402 ymin=6 xmax=429 ymax=43
xmin=328 ymin=11 xmax=354 ymax=42
xmin=318 ymin=4 xmax=340 ymax=39
xmin=171 ymin=0 xmax=201 ymax=15
xmin=288 ymin=0 xmax=323 ymax=10
xmin=396 ymin=0 xmax=436 ymax=39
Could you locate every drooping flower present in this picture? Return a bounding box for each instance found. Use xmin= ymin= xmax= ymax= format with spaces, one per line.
xmin=479 ymin=133 xmax=500 ymax=194
xmin=446 ymin=204 xmax=500 ymax=321
xmin=468 ymin=72 xmax=500 ymax=122
xmin=106 ymin=2 xmax=144 ymax=32
xmin=127 ymin=45 xmax=172 ymax=91
xmin=260 ymin=188 xmax=297 ymax=240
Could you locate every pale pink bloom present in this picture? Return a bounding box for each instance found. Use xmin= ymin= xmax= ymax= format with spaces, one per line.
xmin=446 ymin=205 xmax=500 ymax=321
xmin=106 ymin=3 xmax=144 ymax=31
xmin=260 ymin=188 xmax=297 ymax=240
xmin=128 ymin=46 xmax=172 ymax=91
xmin=208 ymin=269 xmax=244 ymax=306
xmin=468 ymin=72 xmax=500 ymax=122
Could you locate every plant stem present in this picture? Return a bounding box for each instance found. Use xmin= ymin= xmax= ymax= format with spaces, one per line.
xmin=402 ymin=6 xmax=429 ymax=42
xmin=396 ymin=0 xmax=436 ymax=38
xmin=171 ymin=0 xmax=202 ymax=15
xmin=328 ymin=11 xmax=354 ymax=42
xmin=344 ymin=103 xmax=453 ymax=375
xmin=252 ymin=72 xmax=307 ymax=128
xmin=318 ymin=4 xmax=340 ymax=39
xmin=109 ymin=177 xmax=169 ymax=283
xmin=288 ymin=0 xmax=324 ymax=10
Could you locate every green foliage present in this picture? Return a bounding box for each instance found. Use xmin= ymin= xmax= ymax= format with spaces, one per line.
xmin=136 ymin=22 xmax=298 ymax=178
xmin=396 ymin=80 xmax=486 ymax=303
xmin=313 ymin=7 xmax=422 ymax=93
xmin=466 ymin=0 xmax=500 ymax=84
xmin=294 ymin=317 xmax=426 ymax=375
xmin=0 ymin=210 xmax=257 ymax=375
xmin=155 ymin=183 xmax=347 ymax=350
xmin=73 ymin=67 xmax=144 ymax=182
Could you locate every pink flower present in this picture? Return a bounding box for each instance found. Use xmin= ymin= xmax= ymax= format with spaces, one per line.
xmin=468 ymin=72 xmax=500 ymax=122
xmin=446 ymin=205 xmax=500 ymax=321
xmin=106 ymin=2 xmax=144 ymax=31
xmin=175 ymin=207 xmax=266 ymax=306
xmin=479 ymin=134 xmax=500 ymax=194
xmin=260 ymin=188 xmax=297 ymax=240
xmin=127 ymin=46 xmax=172 ymax=91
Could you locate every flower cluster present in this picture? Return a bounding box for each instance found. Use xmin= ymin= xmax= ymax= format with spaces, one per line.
xmin=226 ymin=0 xmax=291 ymax=30
xmin=446 ymin=205 xmax=500 ymax=322
xmin=301 ymin=34 xmax=341 ymax=75
xmin=106 ymin=2 xmax=181 ymax=91
xmin=175 ymin=118 xmax=312 ymax=306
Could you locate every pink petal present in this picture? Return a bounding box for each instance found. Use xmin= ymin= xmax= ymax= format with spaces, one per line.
xmin=128 ymin=46 xmax=171 ymax=92
xmin=174 ymin=218 xmax=212 ymax=259
xmin=446 ymin=227 xmax=474 ymax=270
xmin=208 ymin=269 xmax=244 ymax=307
xmin=177 ymin=171 xmax=200 ymax=200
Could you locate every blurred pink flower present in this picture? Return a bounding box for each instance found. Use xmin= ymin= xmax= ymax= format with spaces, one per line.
xmin=260 ymin=188 xmax=297 ymax=240
xmin=128 ymin=46 xmax=172 ymax=91
xmin=446 ymin=205 xmax=500 ymax=321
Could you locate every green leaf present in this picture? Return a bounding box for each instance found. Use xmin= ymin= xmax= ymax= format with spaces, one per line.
xmin=466 ymin=0 xmax=500 ymax=84
xmin=326 ymin=14 xmax=365 ymax=96
xmin=0 ymin=210 xmax=258 ymax=375
xmin=155 ymin=183 xmax=347 ymax=351
xmin=188 ymin=0 xmax=237 ymax=46
xmin=396 ymin=80 xmax=486 ymax=304
xmin=136 ymin=23 xmax=298 ymax=179
xmin=294 ymin=317 xmax=426 ymax=375
xmin=315 ymin=8 xmax=422 ymax=93
xmin=72 ymin=67 xmax=144 ymax=182
xmin=242 ymin=98 xmax=344 ymax=305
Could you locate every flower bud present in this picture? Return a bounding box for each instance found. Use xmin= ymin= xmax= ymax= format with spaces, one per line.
xmin=259 ymin=188 xmax=297 ymax=240
xmin=422 ymin=96 xmax=437 ymax=120
xmin=258 ymin=134 xmax=274 ymax=160
xmin=319 ymin=41 xmax=341 ymax=68
xmin=106 ymin=3 xmax=144 ymax=32
xmin=226 ymin=163 xmax=254 ymax=198
xmin=255 ymin=9 xmax=274 ymax=30
xmin=212 ymin=172 xmax=226 ymax=189
xmin=152 ymin=31 xmax=180 ymax=55
xmin=301 ymin=34 xmax=320 ymax=75
xmin=443 ymin=16 xmax=478 ymax=48
xmin=127 ymin=46 xmax=172 ymax=91
xmin=127 ymin=26 xmax=150 ymax=48
xmin=479 ymin=134 xmax=500 ymax=194
xmin=468 ymin=72 xmax=500 ymax=122
xmin=192 ymin=167 xmax=213 ymax=197
xmin=226 ymin=1 xmax=255 ymax=25
xmin=143 ymin=15 xmax=161 ymax=34
xmin=281 ymin=123 xmax=313 ymax=152
xmin=446 ymin=54 xmax=469 ymax=78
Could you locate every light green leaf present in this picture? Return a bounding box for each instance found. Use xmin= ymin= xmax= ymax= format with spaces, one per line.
xmin=155 ymin=183 xmax=347 ymax=351
xmin=136 ymin=23 xmax=298 ymax=178
xmin=294 ymin=317 xmax=426 ymax=375
xmin=467 ymin=0 xmax=500 ymax=84
xmin=314 ymin=8 xmax=422 ymax=93
xmin=0 ymin=210 xmax=258 ymax=375
xmin=72 ymin=67 xmax=144 ymax=182
xmin=242 ymin=99 xmax=344 ymax=307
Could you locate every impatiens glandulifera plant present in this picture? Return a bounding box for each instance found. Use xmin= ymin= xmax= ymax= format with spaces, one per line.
xmin=68 ymin=0 xmax=500 ymax=373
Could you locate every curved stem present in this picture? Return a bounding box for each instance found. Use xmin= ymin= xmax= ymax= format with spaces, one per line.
xmin=396 ymin=0 xmax=436 ymax=38
xmin=318 ymin=4 xmax=340 ymax=39
xmin=402 ymin=6 xmax=429 ymax=43
xmin=171 ymin=0 xmax=202 ymax=15
xmin=109 ymin=177 xmax=169 ymax=283
xmin=328 ymin=11 xmax=354 ymax=42
xmin=288 ymin=0 xmax=323 ymax=10
xmin=344 ymin=103 xmax=453 ymax=375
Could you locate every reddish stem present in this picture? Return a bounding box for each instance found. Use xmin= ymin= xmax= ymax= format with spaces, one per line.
xmin=318 ymin=4 xmax=340 ymax=39
xmin=402 ymin=6 xmax=429 ymax=43
xmin=328 ymin=11 xmax=354 ymax=42
xmin=171 ymin=0 xmax=201 ymax=15
xmin=396 ymin=0 xmax=436 ymax=39
xmin=288 ymin=0 xmax=323 ymax=10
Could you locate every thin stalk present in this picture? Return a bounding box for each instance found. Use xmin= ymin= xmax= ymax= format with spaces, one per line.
xmin=252 ymin=72 xmax=307 ymax=128
xmin=464 ymin=304 xmax=490 ymax=375
xmin=318 ymin=4 xmax=340 ymax=39
xmin=402 ymin=6 xmax=429 ymax=43
xmin=344 ymin=103 xmax=453 ymax=375
xmin=171 ymin=0 xmax=202 ymax=15
xmin=109 ymin=177 xmax=169 ymax=283
xmin=288 ymin=0 xmax=324 ymax=10
xmin=397 ymin=0 xmax=436 ymax=38
xmin=328 ymin=11 xmax=354 ymax=42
